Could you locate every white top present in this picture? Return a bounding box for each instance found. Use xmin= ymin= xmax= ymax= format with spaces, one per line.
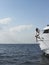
xmin=43 ymin=26 xmax=49 ymax=30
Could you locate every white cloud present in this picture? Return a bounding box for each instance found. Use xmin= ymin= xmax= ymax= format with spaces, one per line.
xmin=9 ymin=25 xmax=32 ymax=32
xmin=0 ymin=24 xmax=35 ymax=43
xmin=0 ymin=17 xmax=11 ymax=24
xmin=0 ymin=31 xmax=34 ymax=43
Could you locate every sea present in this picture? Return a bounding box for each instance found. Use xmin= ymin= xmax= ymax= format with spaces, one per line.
xmin=0 ymin=44 xmax=49 ymax=65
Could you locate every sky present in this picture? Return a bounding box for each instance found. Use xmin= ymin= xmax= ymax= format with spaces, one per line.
xmin=0 ymin=0 xmax=49 ymax=43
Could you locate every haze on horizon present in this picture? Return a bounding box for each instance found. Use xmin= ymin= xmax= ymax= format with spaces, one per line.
xmin=0 ymin=0 xmax=49 ymax=44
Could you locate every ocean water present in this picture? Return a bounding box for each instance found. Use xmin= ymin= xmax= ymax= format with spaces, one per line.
xmin=0 ymin=44 xmax=49 ymax=65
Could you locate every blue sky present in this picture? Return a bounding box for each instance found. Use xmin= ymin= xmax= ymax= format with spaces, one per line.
xmin=0 ymin=0 xmax=49 ymax=43
xmin=0 ymin=0 xmax=49 ymax=27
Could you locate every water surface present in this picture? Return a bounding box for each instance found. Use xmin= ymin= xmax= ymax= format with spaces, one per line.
xmin=0 ymin=44 xmax=49 ymax=65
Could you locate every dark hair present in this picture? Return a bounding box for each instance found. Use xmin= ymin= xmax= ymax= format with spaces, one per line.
xmin=36 ymin=28 xmax=39 ymax=33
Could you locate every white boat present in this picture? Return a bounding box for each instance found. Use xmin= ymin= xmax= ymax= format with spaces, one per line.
xmin=35 ymin=25 xmax=49 ymax=55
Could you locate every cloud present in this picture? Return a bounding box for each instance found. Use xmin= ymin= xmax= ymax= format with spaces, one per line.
xmin=0 ymin=24 xmax=35 ymax=43
xmin=9 ymin=25 xmax=32 ymax=32
xmin=0 ymin=17 xmax=11 ymax=24
xmin=0 ymin=31 xmax=34 ymax=43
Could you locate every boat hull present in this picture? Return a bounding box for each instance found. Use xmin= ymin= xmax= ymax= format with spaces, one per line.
xmin=38 ymin=34 xmax=49 ymax=54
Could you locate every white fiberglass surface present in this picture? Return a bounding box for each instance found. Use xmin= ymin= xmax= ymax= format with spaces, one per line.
xmin=38 ymin=33 xmax=49 ymax=50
